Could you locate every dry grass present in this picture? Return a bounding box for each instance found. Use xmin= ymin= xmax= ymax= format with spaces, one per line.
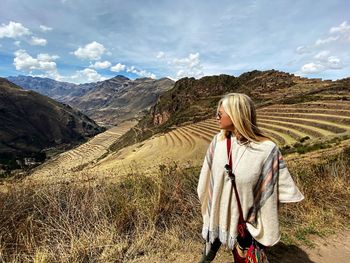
xmin=0 ymin=163 xmax=202 ymax=262
xmin=279 ymin=146 xmax=350 ymax=245
xmin=0 ymin=147 xmax=349 ymax=262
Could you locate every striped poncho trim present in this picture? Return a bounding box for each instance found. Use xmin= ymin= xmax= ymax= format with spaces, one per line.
xmin=205 ymin=134 xmax=218 ymax=219
xmin=246 ymin=145 xmax=283 ymax=227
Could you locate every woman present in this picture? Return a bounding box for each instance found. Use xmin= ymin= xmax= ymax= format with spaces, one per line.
xmin=197 ymin=93 xmax=304 ymax=262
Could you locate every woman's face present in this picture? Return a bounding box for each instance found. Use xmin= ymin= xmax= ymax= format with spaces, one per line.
xmin=217 ymin=105 xmax=234 ymax=131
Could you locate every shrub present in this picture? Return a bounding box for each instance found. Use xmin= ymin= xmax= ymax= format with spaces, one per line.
xmin=299 ymin=136 xmax=310 ymax=143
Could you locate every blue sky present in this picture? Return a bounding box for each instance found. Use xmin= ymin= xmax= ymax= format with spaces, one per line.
xmin=0 ymin=0 xmax=349 ymax=83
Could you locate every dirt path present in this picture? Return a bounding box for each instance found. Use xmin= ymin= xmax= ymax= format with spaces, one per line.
xmin=296 ymin=229 xmax=350 ymax=263
xmin=128 ymin=229 xmax=350 ymax=262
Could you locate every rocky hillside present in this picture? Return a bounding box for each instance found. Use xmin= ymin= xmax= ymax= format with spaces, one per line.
xmin=0 ymin=78 xmax=105 ymax=171
xmin=109 ymin=70 xmax=349 ymax=152
xmin=69 ymin=76 xmax=174 ymax=125
xmin=7 ymin=75 xmax=175 ymax=126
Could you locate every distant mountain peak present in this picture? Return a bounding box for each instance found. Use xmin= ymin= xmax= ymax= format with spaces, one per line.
xmin=112 ymin=75 xmax=130 ymax=81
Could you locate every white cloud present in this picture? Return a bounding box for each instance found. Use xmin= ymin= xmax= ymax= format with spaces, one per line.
xmin=57 ymin=69 xmax=108 ymax=84
xmin=156 ymin=51 xmax=165 ymax=59
xmin=315 ymin=36 xmax=339 ymax=46
xmin=29 ymin=36 xmax=47 ymax=46
xmin=126 ymin=66 xmax=156 ymax=79
xmin=314 ymin=21 xmax=350 ymax=47
xmin=37 ymin=53 xmax=60 ymax=61
xmin=173 ymin=53 xmax=200 ymax=67
xmin=14 ymin=40 xmax=21 ymax=47
xmin=156 ymin=52 xmax=204 ymax=79
xmin=71 ymin=68 xmax=106 ymax=83
xmin=296 ymin=46 xmax=309 ymax=54
xmin=300 ymin=55 xmax=343 ymax=74
xmin=90 ymin=60 xmax=111 ymax=69
xmin=297 ymin=21 xmax=348 ymax=76
xmin=314 ymin=50 xmax=330 ymax=61
xmin=330 ymin=21 xmax=350 ymax=34
xmin=0 ymin=21 xmax=31 ymax=39
xmin=110 ymin=63 xmax=126 ymax=72
xmin=13 ymin=49 xmax=59 ymax=74
xmin=39 ymin=25 xmax=53 ymax=32
xmin=301 ymin=62 xmax=324 ymax=74
xmin=0 ymin=21 xmax=51 ymax=48
xmin=327 ymin=56 xmax=342 ymax=69
xmin=73 ymin=41 xmax=106 ymax=60
xmin=172 ymin=52 xmax=203 ymax=79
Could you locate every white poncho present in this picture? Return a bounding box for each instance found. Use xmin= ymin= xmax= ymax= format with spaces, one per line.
xmin=197 ymin=133 xmax=304 ymax=249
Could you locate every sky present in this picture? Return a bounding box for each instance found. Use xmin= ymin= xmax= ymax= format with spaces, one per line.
xmin=0 ymin=0 xmax=349 ymax=84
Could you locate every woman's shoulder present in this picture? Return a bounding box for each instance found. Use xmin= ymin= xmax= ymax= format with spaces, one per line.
xmin=253 ymin=136 xmax=275 ymax=144
xmin=211 ymin=132 xmax=222 ymax=140
xmin=250 ymin=137 xmax=278 ymax=151
xmin=207 ymin=132 xmax=223 ymax=147
xmin=211 ymin=131 xmax=225 ymax=142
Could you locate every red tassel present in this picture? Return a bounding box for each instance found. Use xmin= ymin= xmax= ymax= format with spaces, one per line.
xmin=245 ymin=243 xmax=267 ymax=263
xmin=246 ymin=244 xmax=256 ymax=263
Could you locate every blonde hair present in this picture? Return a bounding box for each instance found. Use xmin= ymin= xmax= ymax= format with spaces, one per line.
xmin=217 ymin=93 xmax=270 ymax=143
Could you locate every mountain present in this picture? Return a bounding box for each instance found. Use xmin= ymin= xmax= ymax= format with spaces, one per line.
xmin=68 ymin=76 xmax=175 ymax=125
xmin=7 ymin=75 xmax=175 ymax=126
xmin=6 ymin=75 xmax=96 ymax=102
xmin=0 ymin=78 xmax=105 ymax=171
xmin=109 ymin=70 xmax=350 ymax=152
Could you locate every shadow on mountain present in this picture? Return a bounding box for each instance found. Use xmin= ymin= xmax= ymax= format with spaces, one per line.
xmin=267 ymin=242 xmax=315 ymax=263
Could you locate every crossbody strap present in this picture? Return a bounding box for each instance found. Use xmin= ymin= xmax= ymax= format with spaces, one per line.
xmin=226 ymin=137 xmax=245 ymax=224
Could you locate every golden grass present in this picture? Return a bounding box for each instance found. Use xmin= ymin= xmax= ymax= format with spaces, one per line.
xmin=279 ymin=146 xmax=350 ymax=245
xmin=0 ymin=146 xmax=349 ymax=262
xmin=0 ymin=163 xmax=202 ymax=262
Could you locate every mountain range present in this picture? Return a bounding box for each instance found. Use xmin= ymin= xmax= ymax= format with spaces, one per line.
xmin=4 ymin=70 xmax=349 ymax=172
xmin=7 ymin=75 xmax=175 ymax=126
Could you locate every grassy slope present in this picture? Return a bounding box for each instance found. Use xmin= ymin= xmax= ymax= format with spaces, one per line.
xmin=1 ymin=140 xmax=349 ymax=262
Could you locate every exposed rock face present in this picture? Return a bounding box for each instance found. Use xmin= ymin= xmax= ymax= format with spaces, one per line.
xmin=0 ymin=78 xmax=105 ymax=170
xmin=149 ymin=74 xmax=239 ymax=126
xmin=69 ymin=76 xmax=175 ymax=125
xmin=153 ymin=111 xmax=171 ymax=125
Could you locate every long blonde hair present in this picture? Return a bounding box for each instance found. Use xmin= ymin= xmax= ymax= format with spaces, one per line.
xmin=217 ymin=93 xmax=270 ymax=143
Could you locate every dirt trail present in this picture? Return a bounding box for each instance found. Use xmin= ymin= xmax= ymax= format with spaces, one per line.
xmin=128 ymin=229 xmax=350 ymax=262
xmin=297 ymin=229 xmax=350 ymax=263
